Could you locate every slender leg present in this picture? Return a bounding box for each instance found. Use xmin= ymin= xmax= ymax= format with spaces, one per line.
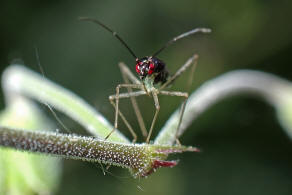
xmin=160 ymin=54 xmax=199 ymax=90
xmin=110 ymin=90 xmax=146 ymax=99
xmin=160 ymin=91 xmax=189 ymax=145
xmin=105 ymin=84 xmax=144 ymax=141
xmin=109 ymin=99 xmax=137 ymax=143
xmin=186 ymin=55 xmax=199 ymax=92
xmin=146 ymin=91 xmax=160 ymax=143
xmin=118 ymin=62 xmax=141 ymax=84
xmin=119 ymin=63 xmax=148 ymax=137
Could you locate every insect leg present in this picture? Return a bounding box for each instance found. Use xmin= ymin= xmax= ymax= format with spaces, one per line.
xmin=118 ymin=63 xmax=148 ymax=137
xmin=160 ymin=91 xmax=189 ymax=145
xmin=106 ymin=85 xmax=145 ymax=141
xmin=118 ymin=62 xmax=141 ymax=84
xmin=109 ymin=99 xmax=137 ymax=143
xmin=159 ymin=54 xmax=199 ymax=90
xmin=186 ymin=55 xmax=199 ymax=92
xmin=146 ymin=92 xmax=160 ymax=143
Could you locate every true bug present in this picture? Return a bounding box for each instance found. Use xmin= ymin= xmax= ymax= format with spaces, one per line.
xmin=80 ymin=17 xmax=211 ymax=143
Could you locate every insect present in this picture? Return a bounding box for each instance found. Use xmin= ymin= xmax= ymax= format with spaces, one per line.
xmin=80 ymin=17 xmax=211 ymax=143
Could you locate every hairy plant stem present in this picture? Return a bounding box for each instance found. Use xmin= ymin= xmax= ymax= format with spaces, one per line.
xmin=0 ymin=126 xmax=197 ymax=178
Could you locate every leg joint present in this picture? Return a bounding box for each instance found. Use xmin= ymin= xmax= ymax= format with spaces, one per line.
xmin=156 ymin=105 xmax=160 ymax=111
xmin=193 ymin=54 xmax=199 ymax=60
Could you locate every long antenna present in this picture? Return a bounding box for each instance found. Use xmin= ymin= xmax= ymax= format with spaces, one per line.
xmin=152 ymin=27 xmax=211 ymax=57
xmin=79 ymin=17 xmax=138 ymax=59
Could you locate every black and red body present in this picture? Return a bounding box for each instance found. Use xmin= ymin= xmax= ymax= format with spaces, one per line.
xmin=135 ymin=56 xmax=169 ymax=85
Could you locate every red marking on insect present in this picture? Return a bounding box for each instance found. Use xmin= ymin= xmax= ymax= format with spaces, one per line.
xmin=135 ymin=63 xmax=140 ymax=74
xmin=148 ymin=62 xmax=155 ymax=75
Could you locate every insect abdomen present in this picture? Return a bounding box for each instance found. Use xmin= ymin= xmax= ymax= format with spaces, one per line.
xmin=151 ymin=57 xmax=169 ymax=84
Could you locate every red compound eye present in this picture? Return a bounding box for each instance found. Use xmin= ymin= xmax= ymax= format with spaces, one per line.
xmin=148 ymin=63 xmax=155 ymax=75
xmin=149 ymin=63 xmax=154 ymax=70
xmin=135 ymin=64 xmax=140 ymax=74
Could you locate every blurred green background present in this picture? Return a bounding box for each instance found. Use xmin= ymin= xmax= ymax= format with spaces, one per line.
xmin=1 ymin=0 xmax=292 ymax=194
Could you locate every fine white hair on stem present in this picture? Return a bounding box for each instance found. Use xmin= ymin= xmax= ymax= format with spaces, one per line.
xmin=155 ymin=70 xmax=292 ymax=145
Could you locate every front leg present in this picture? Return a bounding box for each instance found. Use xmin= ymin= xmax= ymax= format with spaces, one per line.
xmin=109 ymin=99 xmax=137 ymax=143
xmin=119 ymin=63 xmax=148 ymax=137
xmin=146 ymin=91 xmax=160 ymax=143
xmin=106 ymin=84 xmax=144 ymax=141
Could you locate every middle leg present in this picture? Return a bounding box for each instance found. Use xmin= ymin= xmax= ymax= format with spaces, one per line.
xmin=160 ymin=90 xmax=189 ymax=145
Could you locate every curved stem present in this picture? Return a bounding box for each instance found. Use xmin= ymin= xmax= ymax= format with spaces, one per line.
xmin=155 ymin=70 xmax=292 ymax=145
xmin=2 ymin=65 xmax=129 ymax=143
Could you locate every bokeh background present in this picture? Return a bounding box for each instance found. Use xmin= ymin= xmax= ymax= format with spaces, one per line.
xmin=1 ymin=0 xmax=292 ymax=194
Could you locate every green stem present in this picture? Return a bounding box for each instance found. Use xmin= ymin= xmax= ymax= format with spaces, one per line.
xmin=0 ymin=126 xmax=197 ymax=178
